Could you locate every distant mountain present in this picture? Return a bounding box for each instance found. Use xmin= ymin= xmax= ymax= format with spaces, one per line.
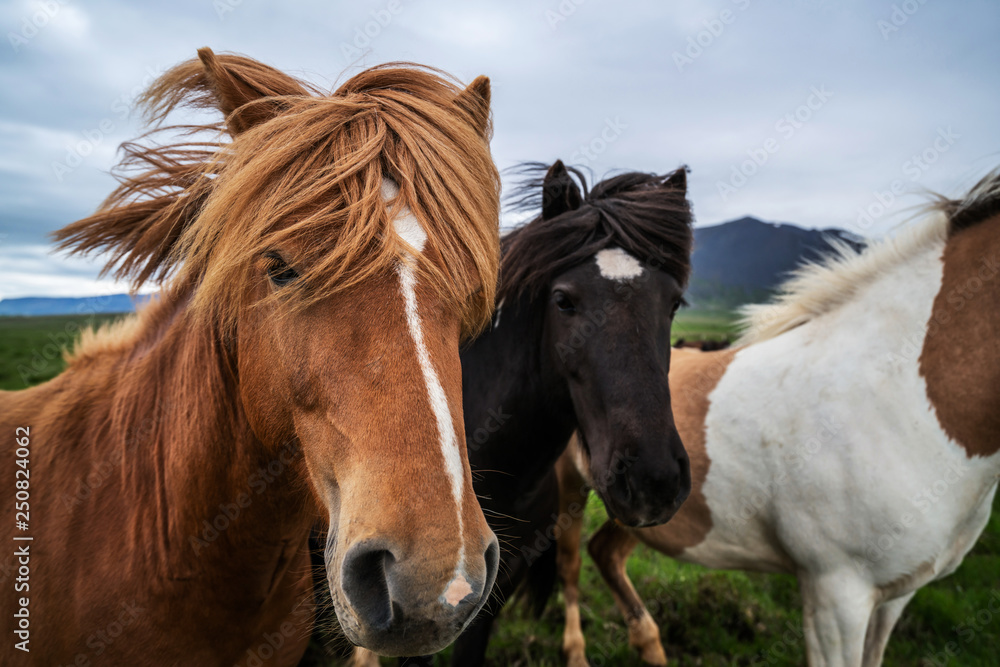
xmin=0 ymin=218 xmax=864 ymax=316
xmin=0 ymin=294 xmax=152 ymax=317
xmin=687 ymin=216 xmax=866 ymax=309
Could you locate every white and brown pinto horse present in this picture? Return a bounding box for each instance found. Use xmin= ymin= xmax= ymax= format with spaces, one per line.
xmin=0 ymin=50 xmax=501 ymax=665
xmin=556 ymin=171 xmax=1000 ymax=666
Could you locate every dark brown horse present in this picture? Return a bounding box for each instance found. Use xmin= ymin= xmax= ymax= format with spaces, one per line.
xmin=355 ymin=160 xmax=695 ymax=666
xmin=0 ymin=49 xmax=502 ymax=665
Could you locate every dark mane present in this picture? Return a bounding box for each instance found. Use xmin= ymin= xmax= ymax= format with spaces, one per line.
xmin=498 ymin=162 xmax=693 ymax=304
xmin=933 ymin=167 xmax=1000 ymax=234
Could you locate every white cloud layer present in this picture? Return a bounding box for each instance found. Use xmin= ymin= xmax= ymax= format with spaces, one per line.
xmin=1 ymin=0 xmax=998 ymax=298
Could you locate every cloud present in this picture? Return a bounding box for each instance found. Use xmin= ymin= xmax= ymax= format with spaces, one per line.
xmin=1 ymin=0 xmax=998 ymax=297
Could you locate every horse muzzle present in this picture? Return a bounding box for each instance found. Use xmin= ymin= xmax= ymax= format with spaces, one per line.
xmin=596 ymin=443 xmax=691 ymax=528
xmin=330 ymin=533 xmax=500 ymax=656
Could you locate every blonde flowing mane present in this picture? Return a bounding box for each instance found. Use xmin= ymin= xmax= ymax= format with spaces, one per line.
xmin=54 ymin=49 xmax=501 ymax=340
xmin=739 ymin=169 xmax=1000 ymax=344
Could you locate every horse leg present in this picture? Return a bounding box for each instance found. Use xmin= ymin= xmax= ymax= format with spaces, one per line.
xmin=861 ymin=592 xmax=914 ymax=667
xmin=798 ymin=572 xmax=875 ymax=667
xmin=351 ymin=647 xmax=380 ymax=666
xmin=588 ymin=520 xmax=667 ymax=666
xmin=556 ymin=453 xmax=590 ymax=667
xmin=801 ymin=585 xmax=822 ymax=666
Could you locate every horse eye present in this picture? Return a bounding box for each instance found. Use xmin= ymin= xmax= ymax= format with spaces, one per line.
xmin=265 ymin=253 xmax=299 ymax=287
xmin=554 ymin=291 xmax=576 ymax=313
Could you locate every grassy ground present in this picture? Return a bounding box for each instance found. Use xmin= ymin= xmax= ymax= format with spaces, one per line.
xmin=314 ymin=489 xmax=1000 ymax=666
xmin=669 ymin=308 xmax=742 ymax=345
xmin=3 ymin=310 xmax=998 ymax=665
xmin=473 ymin=494 xmax=1000 ymax=667
xmin=0 ymin=313 xmax=124 ymax=390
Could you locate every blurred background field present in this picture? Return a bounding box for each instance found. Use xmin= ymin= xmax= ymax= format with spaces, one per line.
xmin=0 ymin=313 xmax=120 ymax=390
xmin=2 ymin=310 xmax=997 ymax=666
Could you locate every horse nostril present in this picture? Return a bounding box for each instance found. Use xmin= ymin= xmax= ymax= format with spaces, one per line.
xmin=483 ymin=536 xmax=499 ymax=592
xmin=599 ymin=470 xmax=633 ymax=523
xmin=341 ymin=543 xmax=397 ymax=632
xmin=613 ymin=471 xmax=634 ymax=505
xmin=675 ymin=453 xmax=692 ymax=503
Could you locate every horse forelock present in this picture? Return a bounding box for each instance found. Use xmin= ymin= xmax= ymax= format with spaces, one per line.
xmin=498 ymin=165 xmax=694 ymax=305
xmin=53 ymin=56 xmax=501 ymax=343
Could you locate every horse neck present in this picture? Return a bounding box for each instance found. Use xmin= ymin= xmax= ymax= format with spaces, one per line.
xmin=461 ymin=298 xmax=577 ymax=498
xmin=87 ymin=288 xmax=312 ymax=572
xmin=849 ymin=235 xmax=947 ymax=351
xmin=770 ymin=223 xmax=1000 ymax=469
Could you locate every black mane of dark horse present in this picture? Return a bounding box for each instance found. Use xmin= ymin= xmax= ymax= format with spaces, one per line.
xmin=307 ymin=160 xmax=694 ymax=666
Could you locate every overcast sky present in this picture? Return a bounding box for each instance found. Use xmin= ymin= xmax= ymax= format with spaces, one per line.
xmin=1 ymin=0 xmax=997 ymax=299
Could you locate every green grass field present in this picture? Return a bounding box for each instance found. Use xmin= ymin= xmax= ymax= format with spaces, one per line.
xmin=2 ymin=310 xmax=997 ymax=665
xmin=0 ymin=313 xmax=125 ymax=390
xmin=669 ymin=307 xmax=742 ymax=345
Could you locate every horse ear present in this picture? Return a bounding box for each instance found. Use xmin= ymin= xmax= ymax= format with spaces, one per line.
xmin=453 ymin=75 xmax=491 ymax=138
xmin=663 ymin=167 xmax=688 ymax=194
xmin=542 ymin=160 xmax=583 ymax=220
xmin=196 ymin=47 xmax=308 ymax=135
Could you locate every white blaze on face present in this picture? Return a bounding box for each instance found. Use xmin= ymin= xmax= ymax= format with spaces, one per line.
xmin=382 ymin=180 xmax=469 ymax=581
xmin=383 ymin=180 xmax=426 ymax=252
xmin=595 ymin=247 xmax=644 ymax=281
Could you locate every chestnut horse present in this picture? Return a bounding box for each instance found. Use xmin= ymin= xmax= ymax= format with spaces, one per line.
xmin=0 ymin=49 xmax=503 ymax=665
xmin=556 ymin=170 xmax=1000 ymax=666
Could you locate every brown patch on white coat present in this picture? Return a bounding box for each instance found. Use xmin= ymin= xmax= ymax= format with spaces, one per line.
xmin=919 ymin=212 xmax=1000 ymax=459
